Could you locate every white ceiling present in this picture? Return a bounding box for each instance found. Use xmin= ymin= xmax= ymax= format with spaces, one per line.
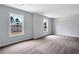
xmin=5 ymin=4 xmax=79 ymax=18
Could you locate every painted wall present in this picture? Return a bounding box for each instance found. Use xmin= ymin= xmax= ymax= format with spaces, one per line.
xmin=0 ymin=5 xmax=33 ymax=47
xmin=52 ymin=15 xmax=79 ymax=37
xmin=33 ymin=14 xmax=52 ymax=38
xmin=0 ymin=5 xmax=52 ymax=47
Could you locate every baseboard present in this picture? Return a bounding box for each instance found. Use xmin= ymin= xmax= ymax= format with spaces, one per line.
xmin=55 ymin=34 xmax=79 ymax=38
xmin=0 ymin=38 xmax=34 ymax=49
xmin=0 ymin=34 xmax=51 ymax=48
xmin=33 ymin=34 xmax=51 ymax=39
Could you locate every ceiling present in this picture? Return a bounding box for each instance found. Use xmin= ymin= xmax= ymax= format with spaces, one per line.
xmin=5 ymin=4 xmax=79 ymax=18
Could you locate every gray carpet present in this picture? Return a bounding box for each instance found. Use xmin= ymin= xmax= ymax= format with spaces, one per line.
xmin=0 ymin=35 xmax=79 ymax=54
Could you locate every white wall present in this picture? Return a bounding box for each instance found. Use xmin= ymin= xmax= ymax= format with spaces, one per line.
xmin=0 ymin=5 xmax=33 ymax=47
xmin=33 ymin=14 xmax=52 ymax=38
xmin=0 ymin=5 xmax=52 ymax=47
xmin=52 ymin=15 xmax=79 ymax=37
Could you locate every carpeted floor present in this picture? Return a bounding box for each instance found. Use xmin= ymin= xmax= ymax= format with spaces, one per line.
xmin=0 ymin=35 xmax=79 ymax=54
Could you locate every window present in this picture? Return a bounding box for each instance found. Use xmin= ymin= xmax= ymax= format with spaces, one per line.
xmin=9 ymin=13 xmax=24 ymax=37
xmin=43 ymin=19 xmax=48 ymax=31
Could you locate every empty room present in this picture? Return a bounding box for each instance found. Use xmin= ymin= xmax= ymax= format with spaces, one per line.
xmin=0 ymin=4 xmax=79 ymax=54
